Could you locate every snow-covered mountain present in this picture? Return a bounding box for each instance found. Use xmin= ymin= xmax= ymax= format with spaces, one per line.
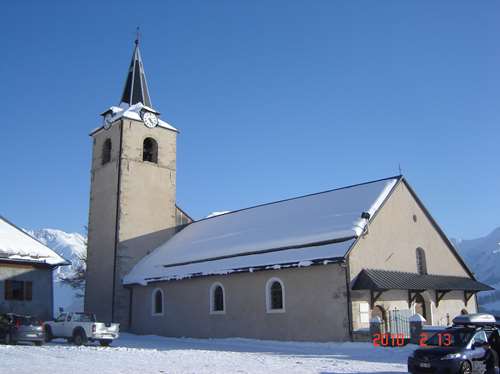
xmin=27 ymin=228 xmax=87 ymax=315
xmin=453 ymin=227 xmax=500 ymax=315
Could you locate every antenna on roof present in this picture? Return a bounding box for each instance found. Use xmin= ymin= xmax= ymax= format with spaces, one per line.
xmin=135 ymin=26 xmax=140 ymax=45
xmin=398 ymin=163 xmax=403 ymax=175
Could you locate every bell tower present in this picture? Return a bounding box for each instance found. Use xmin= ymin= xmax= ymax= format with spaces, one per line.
xmin=84 ymin=38 xmax=180 ymax=326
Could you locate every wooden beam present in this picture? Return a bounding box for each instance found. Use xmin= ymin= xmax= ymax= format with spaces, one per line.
xmin=464 ymin=291 xmax=475 ymax=306
xmin=370 ymin=290 xmax=384 ymax=308
xmin=408 ymin=290 xmax=425 ymax=308
xmin=435 ymin=290 xmax=450 ymax=307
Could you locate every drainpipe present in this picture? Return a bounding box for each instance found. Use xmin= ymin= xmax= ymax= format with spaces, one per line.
xmin=342 ymin=259 xmax=353 ymax=341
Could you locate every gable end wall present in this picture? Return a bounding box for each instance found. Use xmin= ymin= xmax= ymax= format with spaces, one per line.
xmin=348 ymin=180 xmax=471 ymax=279
xmin=347 ymin=180 xmax=477 ymax=327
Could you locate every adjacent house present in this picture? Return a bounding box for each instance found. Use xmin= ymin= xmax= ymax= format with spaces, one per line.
xmin=0 ymin=216 xmax=67 ymax=320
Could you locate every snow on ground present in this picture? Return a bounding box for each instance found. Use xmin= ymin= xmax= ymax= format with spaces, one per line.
xmin=0 ymin=333 xmax=412 ymax=374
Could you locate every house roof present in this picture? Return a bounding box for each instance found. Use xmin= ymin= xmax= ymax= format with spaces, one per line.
xmin=352 ymin=268 xmax=493 ymax=292
xmin=0 ymin=215 xmax=68 ymax=267
xmin=124 ymin=176 xmax=400 ymax=285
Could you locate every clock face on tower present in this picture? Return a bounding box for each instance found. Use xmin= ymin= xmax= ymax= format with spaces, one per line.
xmin=103 ymin=112 xmax=113 ymax=129
xmin=142 ymin=111 xmax=159 ymax=128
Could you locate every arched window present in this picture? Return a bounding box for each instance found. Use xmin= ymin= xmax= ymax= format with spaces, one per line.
xmin=102 ymin=138 xmax=112 ymax=165
xmin=209 ymin=282 xmax=225 ymax=314
xmin=416 ymin=247 xmax=427 ymax=275
xmin=143 ymin=137 xmax=158 ymax=163
xmin=413 ymin=293 xmax=427 ymax=321
xmin=152 ymin=288 xmax=164 ymax=316
xmin=266 ymin=278 xmax=285 ymax=313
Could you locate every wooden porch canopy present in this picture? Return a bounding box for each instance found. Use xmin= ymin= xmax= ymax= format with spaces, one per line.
xmin=352 ymin=268 xmax=493 ymax=308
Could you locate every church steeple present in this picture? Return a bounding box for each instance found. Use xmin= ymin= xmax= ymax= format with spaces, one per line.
xmin=120 ymin=36 xmax=152 ymax=108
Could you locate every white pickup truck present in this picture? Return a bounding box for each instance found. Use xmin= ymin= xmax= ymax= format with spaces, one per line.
xmin=44 ymin=312 xmax=119 ymax=346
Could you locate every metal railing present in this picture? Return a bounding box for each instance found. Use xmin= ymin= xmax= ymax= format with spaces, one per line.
xmin=388 ymin=309 xmax=412 ymax=338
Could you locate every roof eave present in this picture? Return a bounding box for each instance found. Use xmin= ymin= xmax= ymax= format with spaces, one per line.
xmin=125 ymin=256 xmax=346 ymax=287
xmin=0 ymin=258 xmax=67 ymax=268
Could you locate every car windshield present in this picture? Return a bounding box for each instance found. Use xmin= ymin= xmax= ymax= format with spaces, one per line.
xmin=72 ymin=313 xmax=96 ymax=322
xmin=14 ymin=316 xmax=40 ymax=326
xmin=425 ymin=329 xmax=474 ymax=347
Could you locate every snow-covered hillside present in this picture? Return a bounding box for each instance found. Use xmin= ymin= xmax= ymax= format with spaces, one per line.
xmin=454 ymin=227 xmax=500 ymax=314
xmin=27 ymin=228 xmax=87 ymax=315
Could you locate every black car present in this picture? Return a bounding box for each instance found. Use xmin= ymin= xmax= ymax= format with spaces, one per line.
xmin=0 ymin=313 xmax=45 ymax=346
xmin=408 ymin=314 xmax=500 ymax=374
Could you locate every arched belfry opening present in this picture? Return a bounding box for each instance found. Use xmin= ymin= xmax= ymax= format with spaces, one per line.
xmin=102 ymin=138 xmax=112 ymax=165
xmin=143 ymin=137 xmax=158 ymax=163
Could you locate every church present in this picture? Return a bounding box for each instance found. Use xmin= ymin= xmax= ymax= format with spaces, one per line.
xmin=84 ymin=39 xmax=493 ymax=342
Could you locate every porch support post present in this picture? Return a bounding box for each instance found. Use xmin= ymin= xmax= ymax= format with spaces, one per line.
xmin=464 ymin=291 xmax=475 ymax=306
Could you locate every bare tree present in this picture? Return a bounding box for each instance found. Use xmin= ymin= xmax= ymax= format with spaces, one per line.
xmin=59 ymin=226 xmax=87 ymax=298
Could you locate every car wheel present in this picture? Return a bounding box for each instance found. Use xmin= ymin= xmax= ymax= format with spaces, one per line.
xmin=44 ymin=326 xmax=53 ymax=342
xmin=73 ymin=330 xmax=87 ymax=346
xmin=34 ymin=341 xmax=43 ymax=347
xmin=99 ymin=340 xmax=111 ymax=347
xmin=459 ymin=361 xmax=472 ymax=374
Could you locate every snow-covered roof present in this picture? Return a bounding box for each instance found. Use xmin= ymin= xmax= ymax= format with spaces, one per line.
xmin=129 ymin=240 xmax=356 ymax=285
xmin=0 ymin=216 xmax=68 ymax=266
xmin=125 ymin=177 xmax=400 ymax=285
xmin=92 ymin=103 xmax=178 ymax=134
xmin=206 ymin=211 xmax=231 ymax=218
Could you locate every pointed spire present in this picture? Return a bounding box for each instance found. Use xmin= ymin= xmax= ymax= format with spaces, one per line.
xmin=120 ymin=30 xmax=153 ymax=108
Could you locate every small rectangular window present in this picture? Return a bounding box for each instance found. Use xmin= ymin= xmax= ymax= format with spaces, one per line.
xmin=4 ymin=280 xmax=32 ymax=301
xmin=5 ymin=280 xmax=24 ymax=301
xmin=359 ymin=302 xmax=370 ymax=324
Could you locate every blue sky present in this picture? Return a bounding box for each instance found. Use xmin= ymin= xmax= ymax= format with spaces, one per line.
xmin=0 ymin=1 xmax=498 ymax=239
